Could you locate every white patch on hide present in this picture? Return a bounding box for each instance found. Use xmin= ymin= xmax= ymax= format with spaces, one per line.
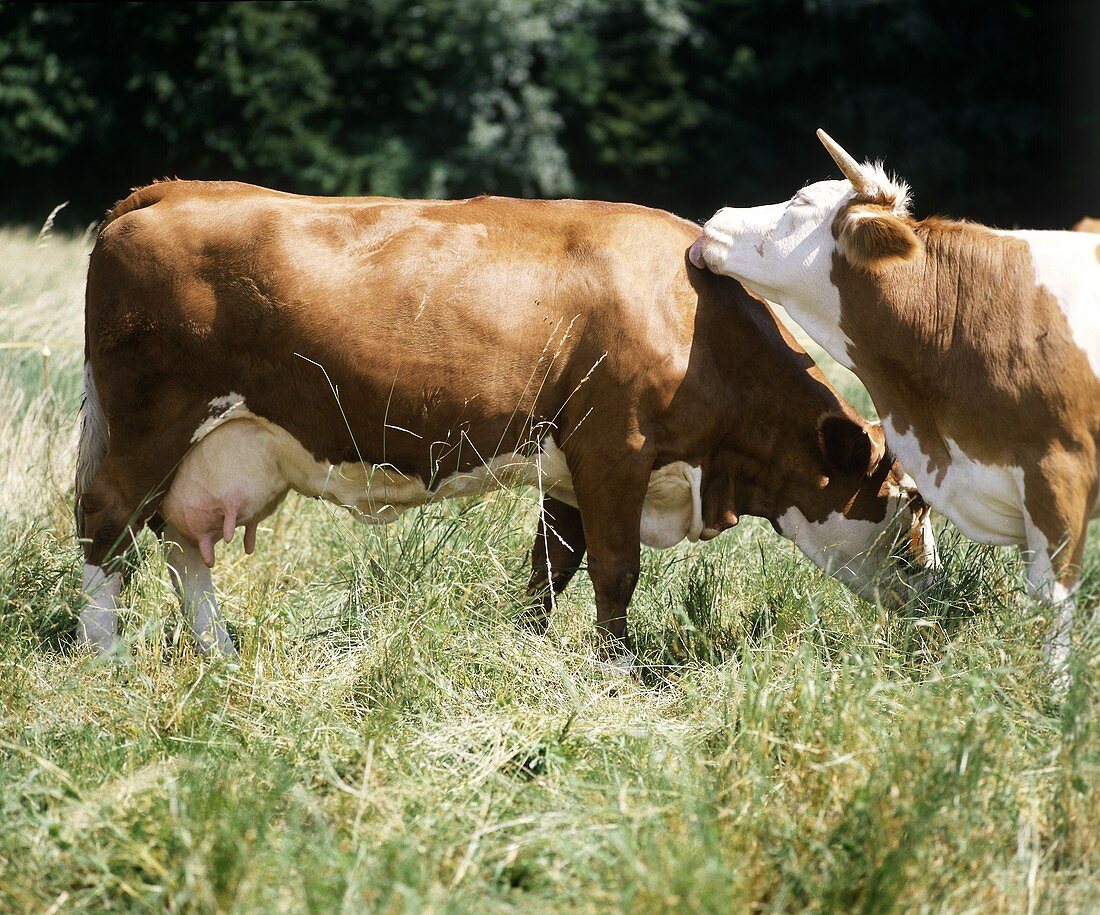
xmin=163 ymin=524 xmax=237 ymax=658
xmin=881 ymin=417 xmax=1026 ymax=546
xmin=694 ymin=180 xmax=860 ymax=369
xmin=191 ymin=392 xmax=251 ymax=442
xmin=1018 ymin=514 xmax=1073 ymax=605
xmin=998 ymin=229 xmax=1100 ymax=381
xmin=1019 ymin=496 xmax=1077 ymax=674
xmin=776 ymin=506 xmax=881 ymax=589
xmin=76 ymin=362 xmax=109 ymax=500
xmin=79 ymin=563 xmax=122 ymax=653
xmin=857 ymin=160 xmax=911 ymax=214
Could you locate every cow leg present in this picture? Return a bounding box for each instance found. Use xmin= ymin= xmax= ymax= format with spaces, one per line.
xmin=1022 ymin=525 xmax=1082 ymax=685
xmin=77 ymin=411 xmax=210 ymax=655
xmin=77 ymin=458 xmax=144 ymax=654
xmin=525 ymin=496 xmax=587 ymax=631
xmin=1019 ymin=461 xmax=1096 ymax=684
xmin=569 ymin=447 xmax=653 ymax=669
xmin=163 ymin=524 xmax=238 ymax=658
xmin=79 ymin=562 xmax=123 ymax=652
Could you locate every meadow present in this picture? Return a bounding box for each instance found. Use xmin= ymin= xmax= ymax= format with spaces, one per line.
xmin=0 ymin=225 xmax=1097 ymax=913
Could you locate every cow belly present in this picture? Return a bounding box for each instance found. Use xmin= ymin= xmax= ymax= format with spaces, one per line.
xmin=164 ymin=416 xmax=506 ymax=543
xmin=535 ymin=459 xmax=705 ymax=549
xmin=163 ymin=405 xmax=707 ymax=552
xmin=884 ymin=421 xmax=1025 ymax=545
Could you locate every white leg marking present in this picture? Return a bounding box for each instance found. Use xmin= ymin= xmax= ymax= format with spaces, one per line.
xmin=79 ymin=563 xmax=122 ymax=654
xmin=1020 ymin=512 xmax=1076 ymax=682
xmin=590 ymin=651 xmax=637 ymax=677
xmin=164 ymin=525 xmax=238 ymax=659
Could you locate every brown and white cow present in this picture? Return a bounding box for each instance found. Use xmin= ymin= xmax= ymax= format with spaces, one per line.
xmin=690 ymin=130 xmax=1100 ymax=675
xmin=76 ymin=181 xmax=937 ymax=664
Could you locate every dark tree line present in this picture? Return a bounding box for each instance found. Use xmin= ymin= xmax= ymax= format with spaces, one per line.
xmin=1 ymin=0 xmax=1096 ymax=229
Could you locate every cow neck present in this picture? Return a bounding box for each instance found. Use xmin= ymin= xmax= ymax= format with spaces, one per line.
xmin=689 ymin=274 xmax=885 ymax=527
xmin=717 ymin=398 xmax=895 ymax=529
xmin=829 ymin=218 xmax=1100 ymax=485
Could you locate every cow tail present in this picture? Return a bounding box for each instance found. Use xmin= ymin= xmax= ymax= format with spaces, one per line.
xmin=75 ymin=360 xmax=108 ymax=538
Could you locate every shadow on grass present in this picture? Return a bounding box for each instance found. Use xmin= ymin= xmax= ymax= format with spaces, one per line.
xmin=882 ymin=528 xmax=1022 ymax=674
xmin=631 ymin=555 xmax=753 ymax=688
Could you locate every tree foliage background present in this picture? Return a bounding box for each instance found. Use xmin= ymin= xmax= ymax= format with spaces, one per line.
xmin=1 ymin=0 xmax=1096 ymax=229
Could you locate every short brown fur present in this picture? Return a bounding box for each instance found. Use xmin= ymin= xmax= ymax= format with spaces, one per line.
xmin=830 ymin=215 xmax=1100 ymax=587
xmin=81 ymin=181 xmax=916 ymax=652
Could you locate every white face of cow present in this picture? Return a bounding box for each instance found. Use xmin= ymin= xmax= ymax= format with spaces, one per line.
xmin=755 ymin=414 xmax=940 ymax=607
xmin=776 ymin=476 xmax=939 ymax=607
xmin=688 ymin=131 xmax=915 ymax=370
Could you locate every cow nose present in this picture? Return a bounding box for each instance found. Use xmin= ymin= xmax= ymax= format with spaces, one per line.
xmin=688 ymin=236 xmax=707 ymax=269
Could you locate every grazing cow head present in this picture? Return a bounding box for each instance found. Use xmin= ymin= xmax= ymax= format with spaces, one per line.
xmin=685 ymin=266 xmax=939 ymax=607
xmin=771 ymin=410 xmax=938 ymax=606
xmin=689 ymin=129 xmax=920 ymax=368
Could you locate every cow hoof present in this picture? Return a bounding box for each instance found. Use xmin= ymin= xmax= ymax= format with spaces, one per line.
xmin=200 ymin=642 xmax=240 ymax=665
xmin=515 ymin=606 xmax=551 ymax=636
xmin=75 ymin=627 xmax=123 ymax=659
xmin=75 ymin=637 xmax=127 ymax=664
xmin=1047 ymin=664 xmax=1071 ymax=699
xmin=194 ymin=631 xmax=240 ymax=663
xmin=591 ymin=651 xmax=636 ymax=677
xmin=1042 ymin=639 xmax=1071 ymax=698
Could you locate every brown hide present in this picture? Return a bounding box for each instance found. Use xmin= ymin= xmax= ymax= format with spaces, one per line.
xmin=81 ymin=181 xmax=909 ymax=646
xmin=829 ymin=216 xmax=1100 ymax=574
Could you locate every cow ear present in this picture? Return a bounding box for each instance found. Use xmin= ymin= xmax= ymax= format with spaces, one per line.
xmin=819 ymin=414 xmax=874 ymax=476
xmin=836 ymin=204 xmax=921 ymax=271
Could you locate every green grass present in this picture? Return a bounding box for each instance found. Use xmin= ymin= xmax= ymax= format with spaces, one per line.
xmin=0 ymin=227 xmax=1097 ymax=913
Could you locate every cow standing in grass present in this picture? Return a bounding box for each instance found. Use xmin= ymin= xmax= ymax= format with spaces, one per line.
xmin=690 ymin=130 xmax=1100 ymax=677
xmin=76 ymin=182 xmax=937 ymax=664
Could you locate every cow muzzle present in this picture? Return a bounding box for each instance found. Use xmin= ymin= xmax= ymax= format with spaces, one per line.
xmin=688 ymin=235 xmax=707 ymax=269
xmin=886 ymin=499 xmax=942 ymax=601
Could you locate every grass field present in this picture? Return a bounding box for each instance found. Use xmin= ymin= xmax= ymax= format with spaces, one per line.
xmin=0 ymin=225 xmax=1097 ymax=913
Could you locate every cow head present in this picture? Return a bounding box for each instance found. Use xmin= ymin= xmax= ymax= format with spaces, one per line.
xmin=770 ymin=412 xmax=938 ymax=606
xmin=688 ymin=129 xmax=920 ymax=369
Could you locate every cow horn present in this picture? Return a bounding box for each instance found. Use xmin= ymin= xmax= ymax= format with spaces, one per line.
xmin=816 ymin=129 xmax=873 ymax=195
